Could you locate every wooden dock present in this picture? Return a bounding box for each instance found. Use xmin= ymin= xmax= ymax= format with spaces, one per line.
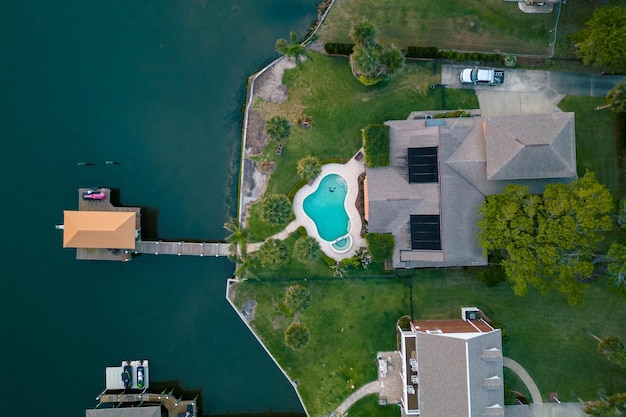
xmin=75 ymin=188 xmax=140 ymax=262
xmin=98 ymin=392 xmax=195 ymax=417
xmin=65 ymin=187 xmax=230 ymax=261
xmin=136 ymin=240 xmax=230 ymax=257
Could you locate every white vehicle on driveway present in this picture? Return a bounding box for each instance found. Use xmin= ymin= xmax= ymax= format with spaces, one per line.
xmin=460 ymin=67 xmax=505 ymax=85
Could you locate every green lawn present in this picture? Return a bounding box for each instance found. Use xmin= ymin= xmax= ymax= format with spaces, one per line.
xmin=232 ymin=270 xmax=626 ymax=416
xmin=558 ymin=96 xmax=621 ymax=198
xmin=318 ymin=0 xmax=624 ymax=59
xmin=248 ymin=53 xmax=477 ymax=241
xmin=231 ymin=278 xmax=411 ymax=417
xmin=317 ymin=0 xmax=555 ymax=55
xmin=402 ymin=268 xmax=626 ymax=402
xmin=346 ymin=394 xmax=401 ymax=417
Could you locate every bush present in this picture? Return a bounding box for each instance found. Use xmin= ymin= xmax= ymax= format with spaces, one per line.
xmin=406 ymin=46 xmax=439 ymax=59
xmin=324 ymin=43 xmax=355 ymax=55
xmin=284 ymin=285 xmax=311 ymax=313
xmin=261 ymin=194 xmax=292 ymax=226
xmin=365 ymin=233 xmax=395 ymax=262
xmin=474 ymin=264 xmax=506 ymax=288
xmin=433 ymin=110 xmax=471 ymax=119
xmin=284 ymin=322 xmax=310 ymax=350
xmin=362 ymin=124 xmax=390 ymax=167
xmin=397 ymin=315 xmax=412 ymax=331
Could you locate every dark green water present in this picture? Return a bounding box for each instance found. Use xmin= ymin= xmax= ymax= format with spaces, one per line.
xmin=0 ymin=1 xmax=318 ymax=415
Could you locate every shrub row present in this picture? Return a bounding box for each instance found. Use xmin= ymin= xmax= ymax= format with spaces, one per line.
xmin=362 ymin=124 xmax=390 ymax=167
xmin=324 ymin=43 xmax=355 ymax=55
xmin=325 ymin=43 xmax=502 ymax=63
xmin=365 ymin=233 xmax=395 ymax=262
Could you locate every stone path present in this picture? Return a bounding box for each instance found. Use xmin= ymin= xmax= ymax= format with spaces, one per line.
xmin=503 ymin=356 xmax=543 ymax=404
xmin=331 ymin=380 xmax=380 ymax=417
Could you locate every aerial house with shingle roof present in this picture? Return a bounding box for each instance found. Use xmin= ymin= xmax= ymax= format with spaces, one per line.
xmin=398 ymin=308 xmax=504 ymax=417
xmin=365 ymin=112 xmax=577 ymax=269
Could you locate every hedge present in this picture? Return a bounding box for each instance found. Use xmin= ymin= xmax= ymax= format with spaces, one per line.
xmin=324 ymin=43 xmax=355 ymax=55
xmin=365 ymin=233 xmax=395 ymax=262
xmin=326 ymin=43 xmax=502 ymax=63
xmin=406 ymin=46 xmax=439 ymax=59
xmin=362 ymin=124 xmax=390 ymax=167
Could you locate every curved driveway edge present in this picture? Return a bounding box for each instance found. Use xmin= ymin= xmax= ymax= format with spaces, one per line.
xmin=503 ymin=356 xmax=543 ymax=404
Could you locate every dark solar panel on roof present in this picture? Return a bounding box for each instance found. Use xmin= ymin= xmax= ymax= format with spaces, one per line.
xmin=408 ymin=147 xmax=438 ymax=183
xmin=410 ymin=215 xmax=442 ymax=250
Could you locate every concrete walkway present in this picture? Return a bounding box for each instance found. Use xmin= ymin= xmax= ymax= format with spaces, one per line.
xmin=331 ymin=380 xmax=380 ymax=416
xmin=247 ymin=152 xmax=367 ymax=261
xmin=503 ymin=357 xmax=543 ymax=404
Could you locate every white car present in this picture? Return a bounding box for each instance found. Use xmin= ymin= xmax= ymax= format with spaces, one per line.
xmin=459 ymin=68 xmax=504 ymax=85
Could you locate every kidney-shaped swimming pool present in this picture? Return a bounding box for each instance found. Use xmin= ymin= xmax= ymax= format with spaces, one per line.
xmin=303 ymin=174 xmax=351 ymax=247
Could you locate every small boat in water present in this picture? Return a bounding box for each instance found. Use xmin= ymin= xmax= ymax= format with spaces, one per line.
xmin=121 ymin=365 xmax=132 ymax=389
xmin=136 ymin=365 xmax=145 ymax=389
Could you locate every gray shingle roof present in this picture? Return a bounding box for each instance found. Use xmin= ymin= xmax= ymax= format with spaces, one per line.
xmin=416 ymin=330 xmax=504 ymax=417
xmin=416 ymin=330 xmax=503 ymax=417
xmin=485 ymin=113 xmax=576 ymax=180
xmin=366 ymin=113 xmax=577 ymax=268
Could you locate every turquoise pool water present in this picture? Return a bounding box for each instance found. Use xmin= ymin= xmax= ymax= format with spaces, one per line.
xmin=303 ymin=174 xmax=350 ymax=242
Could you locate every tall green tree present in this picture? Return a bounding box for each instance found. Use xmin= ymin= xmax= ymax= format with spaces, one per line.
xmin=275 ymin=31 xmax=305 ymax=63
xmin=606 ymin=82 xmax=626 ymax=113
xmin=296 ymin=156 xmax=322 ymax=182
xmin=478 ymin=171 xmax=613 ymax=304
xmin=584 ymin=392 xmax=626 ymax=417
xmin=293 ymin=236 xmax=321 ymax=263
xmin=256 ymin=238 xmax=288 ymax=269
xmin=223 ymin=216 xmax=250 ymax=259
xmin=572 ymin=6 xmax=626 ymax=73
xmin=607 ymin=243 xmax=626 ymax=289
xmin=598 ymin=336 xmax=626 ymax=371
xmin=261 ymin=194 xmax=292 ymax=226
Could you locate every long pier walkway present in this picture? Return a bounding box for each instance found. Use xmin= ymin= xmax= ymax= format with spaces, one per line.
xmin=136 ymin=240 xmax=230 ymax=257
xmin=98 ymin=392 xmax=195 ymax=417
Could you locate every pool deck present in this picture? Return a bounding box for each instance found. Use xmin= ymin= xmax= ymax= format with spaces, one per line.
xmin=248 ymin=150 xmax=366 ymax=261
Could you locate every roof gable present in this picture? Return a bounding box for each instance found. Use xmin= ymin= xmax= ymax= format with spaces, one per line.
xmin=63 ymin=211 xmax=137 ymax=249
xmin=485 ymin=113 xmax=576 ymax=180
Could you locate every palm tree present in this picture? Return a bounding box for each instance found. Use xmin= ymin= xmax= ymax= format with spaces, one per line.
xmin=350 ymin=20 xmax=377 ymax=47
xmin=297 ymin=156 xmax=321 ymax=182
xmin=265 ymin=116 xmax=291 ymax=141
xmin=293 ymin=236 xmax=321 ymax=263
xmin=223 ymin=216 xmax=249 ymax=259
xmin=284 ymin=285 xmax=311 ymax=313
xmin=256 ymin=238 xmax=288 ymax=269
xmin=261 ymin=194 xmax=292 ymax=226
xmin=275 ymin=31 xmax=305 ymax=64
xmin=284 ymin=321 xmax=310 ymax=350
xmin=350 ymin=45 xmax=382 ymax=77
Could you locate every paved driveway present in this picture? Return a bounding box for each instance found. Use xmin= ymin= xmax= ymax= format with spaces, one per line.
xmin=441 ymin=65 xmax=626 ymax=116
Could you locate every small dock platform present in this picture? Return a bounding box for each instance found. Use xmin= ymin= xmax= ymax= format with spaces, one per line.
xmin=136 ymin=240 xmax=229 ymax=257
xmin=74 ymin=188 xmax=140 ymax=262
xmin=97 ymin=392 xmax=196 ymax=417
xmin=61 ymin=187 xmax=230 ymax=261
